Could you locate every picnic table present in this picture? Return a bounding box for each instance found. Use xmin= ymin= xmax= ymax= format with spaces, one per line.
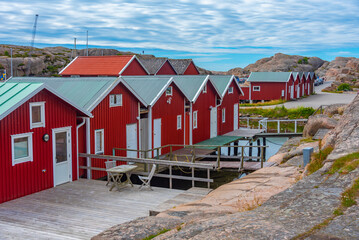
xmin=106 ymin=165 xmax=138 ymax=191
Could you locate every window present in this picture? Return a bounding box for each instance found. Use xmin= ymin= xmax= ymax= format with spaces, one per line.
xmin=166 ymin=86 xmax=172 ymax=96
xmin=29 ymin=102 xmax=45 ymax=129
xmin=193 ymin=111 xmax=198 ymax=129
xmin=109 ymin=94 xmax=122 ymax=107
xmin=253 ymin=86 xmax=260 ymax=91
xmin=228 ymin=87 xmax=233 ymax=94
xmin=222 ymin=108 xmax=226 ymax=123
xmin=95 ymin=129 xmax=104 ymax=154
xmin=203 ymin=85 xmax=207 ymax=93
xmin=177 ymin=115 xmax=182 ymax=130
xmin=11 ymin=133 xmax=33 ymax=165
xmin=281 ymin=90 xmax=285 ymax=97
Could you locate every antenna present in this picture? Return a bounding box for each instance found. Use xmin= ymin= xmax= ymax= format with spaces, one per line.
xmin=30 ymin=14 xmax=39 ymax=54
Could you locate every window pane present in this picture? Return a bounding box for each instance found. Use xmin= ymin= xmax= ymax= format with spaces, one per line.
xmin=14 ymin=137 xmax=29 ymax=159
xmin=166 ymin=87 xmax=172 ymax=95
xmin=96 ymin=131 xmax=103 ymax=152
xmin=56 ymin=132 xmax=67 ymax=163
xmin=32 ymin=105 xmax=41 ymax=123
xmin=116 ymin=95 xmax=122 ymax=105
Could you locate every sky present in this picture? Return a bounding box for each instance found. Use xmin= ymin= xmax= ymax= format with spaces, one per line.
xmin=0 ymin=0 xmax=358 ymax=71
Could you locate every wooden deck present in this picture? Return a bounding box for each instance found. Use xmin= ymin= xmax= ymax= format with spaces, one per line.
xmin=0 ymin=179 xmax=184 ymax=240
xmin=200 ymin=161 xmax=277 ymax=171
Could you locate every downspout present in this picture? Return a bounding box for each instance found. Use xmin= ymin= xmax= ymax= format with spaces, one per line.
xmin=183 ymin=99 xmax=186 ymax=145
xmin=148 ymin=106 xmax=152 ymax=158
xmin=76 ymin=117 xmax=86 ymax=180
xmin=138 ymin=102 xmax=141 ymax=158
xmin=86 ymin=118 xmax=91 ymax=179
xmin=189 ymin=102 xmax=193 ymax=145
xmin=285 ymin=82 xmax=288 ymax=100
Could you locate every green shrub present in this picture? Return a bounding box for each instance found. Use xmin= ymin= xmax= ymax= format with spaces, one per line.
xmin=307 ymin=144 xmax=334 ymax=175
xmin=337 ymin=83 xmax=352 ymax=91
xmin=298 ymin=57 xmax=309 ymax=64
xmin=0 ymin=64 xmax=4 ymax=69
xmin=18 ymin=63 xmax=25 ymax=67
xmin=4 ymin=51 xmax=10 ymax=57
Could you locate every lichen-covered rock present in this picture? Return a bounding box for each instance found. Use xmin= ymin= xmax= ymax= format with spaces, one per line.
xmin=303 ymin=114 xmax=338 ymax=137
xmin=323 ymin=104 xmax=347 ymax=116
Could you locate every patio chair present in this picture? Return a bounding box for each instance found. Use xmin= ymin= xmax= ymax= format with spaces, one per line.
xmin=105 ymin=161 xmax=116 ymax=186
xmin=139 ymin=164 xmax=156 ymax=190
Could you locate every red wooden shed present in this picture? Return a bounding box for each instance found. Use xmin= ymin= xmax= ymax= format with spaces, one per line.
xmin=247 ymin=72 xmax=294 ymax=102
xmin=210 ymin=75 xmax=244 ymax=135
xmin=59 ymin=55 xmax=149 ymax=77
xmin=0 ymin=82 xmax=91 ymax=203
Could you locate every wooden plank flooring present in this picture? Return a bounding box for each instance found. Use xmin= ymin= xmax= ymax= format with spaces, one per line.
xmin=199 ymin=161 xmax=277 ymax=170
xmin=0 ymin=179 xmax=184 ymax=240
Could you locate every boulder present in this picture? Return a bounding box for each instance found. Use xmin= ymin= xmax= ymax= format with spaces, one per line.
xmin=323 ymin=104 xmax=347 ymax=116
xmin=303 ymin=114 xmax=338 ymax=137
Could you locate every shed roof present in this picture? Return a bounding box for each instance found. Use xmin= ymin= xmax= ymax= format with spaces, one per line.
xmin=209 ymin=75 xmax=244 ymax=97
xmin=0 ymin=82 xmax=92 ymax=121
xmin=137 ymin=57 xmax=170 ymax=75
xmin=168 ymin=59 xmax=193 ymax=75
xmin=7 ymin=77 xmax=118 ymax=112
xmin=120 ymin=76 xmax=173 ymax=107
xmin=247 ymin=72 xmax=293 ymax=83
xmin=171 ymin=75 xmax=221 ymax=103
xmin=59 ymin=55 xmax=145 ymax=76
xmin=292 ymin=72 xmax=304 ymax=81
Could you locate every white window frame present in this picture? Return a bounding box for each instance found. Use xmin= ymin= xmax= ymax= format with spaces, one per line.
xmin=177 ymin=115 xmax=182 ymax=130
xmin=222 ymin=108 xmax=226 ymax=123
xmin=203 ymin=85 xmax=207 ymax=93
xmin=193 ymin=111 xmax=198 ymax=129
xmin=253 ymin=86 xmax=260 ymax=92
xmin=228 ymin=87 xmax=234 ymax=94
xmin=109 ymin=94 xmax=122 ymax=107
xmin=94 ymin=129 xmax=104 ymax=154
xmin=11 ymin=132 xmax=33 ymax=166
xmin=166 ymin=86 xmax=173 ymax=96
xmin=29 ymin=102 xmax=45 ymax=129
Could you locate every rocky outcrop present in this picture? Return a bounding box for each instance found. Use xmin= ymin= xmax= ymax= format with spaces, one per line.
xmin=244 ymin=53 xmax=325 ymax=73
xmin=303 ymin=114 xmax=338 ymax=137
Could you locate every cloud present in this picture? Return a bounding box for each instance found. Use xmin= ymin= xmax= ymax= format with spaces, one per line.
xmin=0 ymin=0 xmax=358 ymax=70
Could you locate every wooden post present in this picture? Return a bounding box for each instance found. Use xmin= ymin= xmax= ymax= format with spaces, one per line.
xmin=234 ymin=141 xmax=238 ymax=156
xmin=240 ymin=146 xmax=244 ymax=170
xmin=217 ymin=147 xmax=221 ymax=169
xmin=169 ymin=165 xmax=172 ymax=189
xmin=227 ymin=145 xmax=231 ymax=156
xmin=207 ymin=169 xmax=210 ymax=189
xmin=263 ymin=137 xmax=267 ymax=160
xmin=249 ymin=141 xmax=253 ymax=160
xmin=294 ymin=120 xmax=297 ymax=133
xmin=277 ymin=121 xmax=280 ymax=133
xmin=192 ymin=167 xmax=195 ymax=187
xmin=261 ymin=147 xmax=264 ymax=168
xmin=257 ymin=138 xmax=261 ymax=160
xmin=156 ymin=149 xmax=159 ymax=160
xmin=169 ymin=145 xmax=173 ymax=161
xmin=192 ymin=145 xmax=195 ymax=163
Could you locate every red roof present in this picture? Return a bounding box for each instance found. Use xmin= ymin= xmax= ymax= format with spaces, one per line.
xmin=60 ymin=55 xmax=135 ymax=76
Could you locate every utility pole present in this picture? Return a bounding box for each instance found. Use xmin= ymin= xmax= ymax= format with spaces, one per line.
xmin=30 ymin=14 xmax=39 ymax=54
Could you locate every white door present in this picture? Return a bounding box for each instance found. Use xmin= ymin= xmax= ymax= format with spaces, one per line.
xmin=53 ymin=127 xmax=72 ymax=187
xmin=126 ymin=123 xmax=137 ymax=158
xmin=297 ymin=86 xmax=300 ymax=98
xmin=307 ymin=83 xmax=310 ymax=95
xmin=233 ymin=103 xmax=238 ymax=130
xmin=153 ymin=118 xmax=161 ymax=156
xmin=140 ymin=118 xmax=148 ymax=158
xmin=290 ymin=85 xmax=294 ymax=99
xmin=210 ymin=107 xmax=217 ymax=138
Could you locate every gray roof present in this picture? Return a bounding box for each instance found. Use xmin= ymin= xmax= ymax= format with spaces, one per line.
xmin=247 ymin=72 xmax=292 ymax=83
xmin=168 ymin=59 xmax=193 ymax=75
xmin=137 ymin=57 xmax=168 ymax=75
xmin=292 ymin=72 xmax=304 ymax=81
xmin=120 ymin=76 xmax=173 ymax=107
xmin=7 ymin=77 xmax=118 ymax=112
xmin=209 ymin=75 xmax=243 ymax=97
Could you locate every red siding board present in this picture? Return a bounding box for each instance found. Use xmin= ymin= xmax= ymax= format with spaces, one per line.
xmin=121 ymin=58 xmax=148 ymax=76
xmin=0 ymin=89 xmax=79 ymax=204
xmin=183 ymin=62 xmax=199 ymax=75
xmin=152 ymin=83 xmax=185 ymax=153
xmin=192 ymin=82 xmax=217 ymax=144
xmin=156 ymin=61 xmax=177 ymax=75
xmin=239 ymin=86 xmax=249 ymax=100
xmin=250 ymin=82 xmax=287 ymax=101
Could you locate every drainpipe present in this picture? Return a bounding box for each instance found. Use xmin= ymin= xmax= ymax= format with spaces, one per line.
xmin=189 ymin=102 xmax=193 ymax=145
xmin=86 ymin=118 xmax=91 ymax=179
xmin=148 ymin=106 xmax=152 ymax=158
xmin=183 ymin=99 xmax=186 ymax=145
xmin=137 ymin=102 xmax=141 ymax=158
xmin=285 ymin=82 xmax=288 ymax=100
xmin=76 ymin=117 xmax=86 ymax=180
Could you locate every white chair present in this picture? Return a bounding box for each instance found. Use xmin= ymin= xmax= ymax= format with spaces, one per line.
xmin=139 ymin=164 xmax=156 ymax=190
xmin=105 ymin=161 xmax=116 ymax=186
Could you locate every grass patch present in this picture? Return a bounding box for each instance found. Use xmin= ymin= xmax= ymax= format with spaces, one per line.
xmin=240 ymin=106 xmax=315 ymax=119
xmin=306 ymin=144 xmax=334 ymax=175
xmin=300 ymin=137 xmax=317 ymax=144
xmin=142 ymin=228 xmax=171 ymax=240
xmin=341 ymin=178 xmax=359 ymax=208
xmin=326 ymin=152 xmax=359 ymax=174
xmin=240 ymin=99 xmax=285 ymax=107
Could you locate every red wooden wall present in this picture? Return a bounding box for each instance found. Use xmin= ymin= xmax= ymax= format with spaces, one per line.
xmin=218 ymin=81 xmax=241 ymax=135
xmin=121 ymin=58 xmax=148 ymax=75
xmin=0 ymin=90 xmax=79 ymax=203
xmin=156 ymin=61 xmax=177 ymax=75
xmin=250 ymin=82 xmax=287 ymax=101
xmin=81 ymin=83 xmax=139 ymax=179
xmin=152 ymin=83 xmax=185 ymax=154
xmin=192 ymin=82 xmax=217 ymax=144
xmin=239 ymin=86 xmax=249 ymax=100
xmin=183 ymin=62 xmax=200 ymax=75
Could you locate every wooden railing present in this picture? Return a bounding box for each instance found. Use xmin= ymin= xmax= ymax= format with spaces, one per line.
xmin=79 ymin=153 xmax=214 ymax=189
xmin=240 ymin=117 xmax=308 ymax=133
xmin=312 ymin=105 xmax=329 ymax=115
